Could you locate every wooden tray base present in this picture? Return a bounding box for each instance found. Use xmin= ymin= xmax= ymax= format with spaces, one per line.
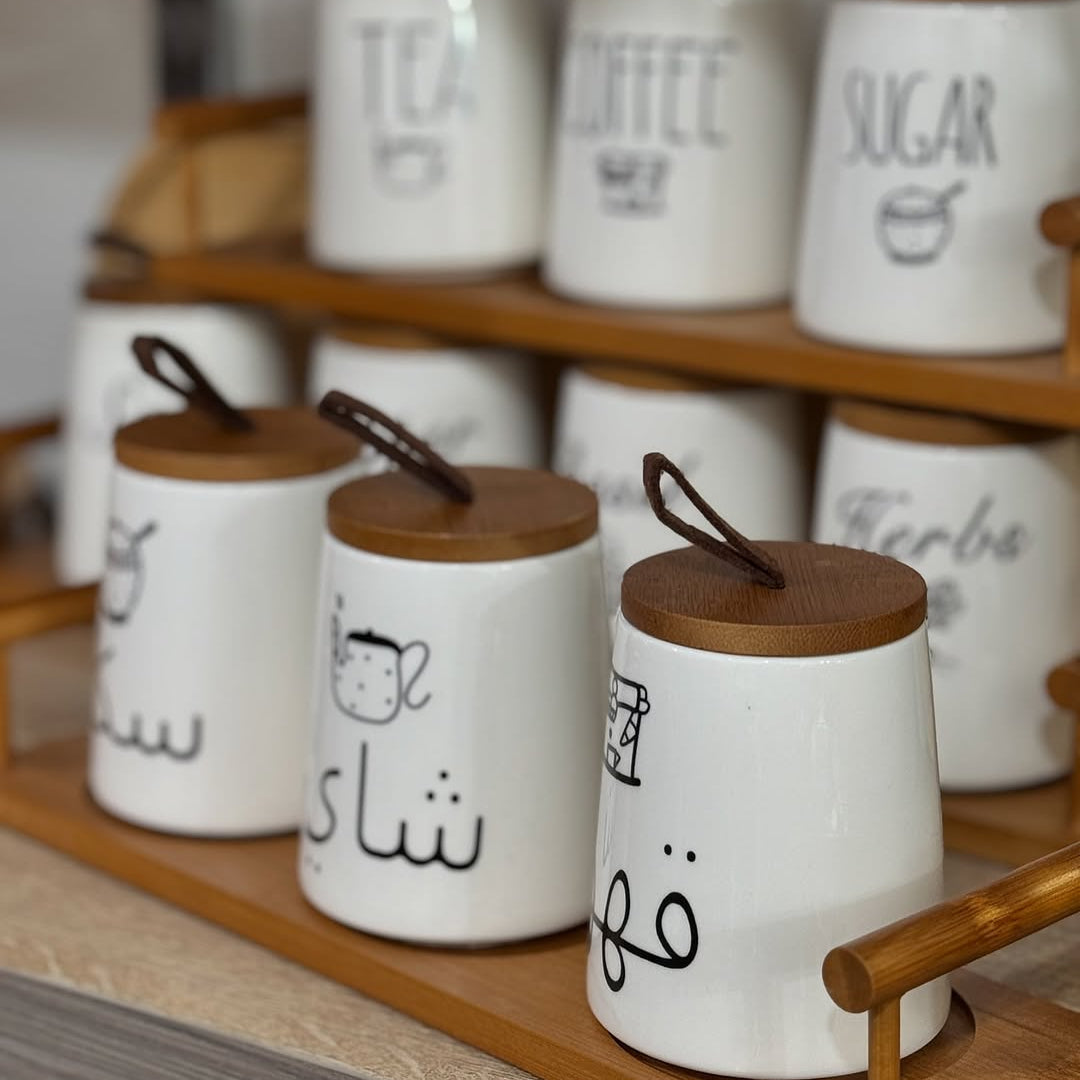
xmin=943 ymin=782 xmax=1080 ymax=867
xmin=1 ymin=736 xmax=1078 ymax=1080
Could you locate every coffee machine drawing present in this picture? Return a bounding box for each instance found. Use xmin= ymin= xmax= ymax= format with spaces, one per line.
xmin=606 ymin=670 xmax=650 ymax=786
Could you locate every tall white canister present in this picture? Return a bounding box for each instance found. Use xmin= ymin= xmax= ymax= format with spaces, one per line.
xmin=307 ymin=324 xmax=545 ymax=469
xmin=813 ymin=399 xmax=1080 ymax=790
xmin=553 ymin=364 xmax=807 ymax=617
xmin=89 ymin=338 xmax=358 ymax=836
xmin=310 ymin=0 xmax=551 ymax=275
xmin=795 ymin=0 xmax=1080 ymax=353
xmin=545 ymin=0 xmax=812 ymax=308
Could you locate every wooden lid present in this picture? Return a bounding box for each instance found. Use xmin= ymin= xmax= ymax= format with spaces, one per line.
xmin=621 ymin=542 xmax=926 ymax=657
xmin=114 ymin=408 xmax=358 ymax=482
xmin=329 ymin=322 xmax=449 ymax=351
xmin=579 ymin=363 xmax=730 ymax=393
xmin=832 ymin=399 xmax=1059 ymax=447
xmin=327 ymin=466 xmax=598 ymax=562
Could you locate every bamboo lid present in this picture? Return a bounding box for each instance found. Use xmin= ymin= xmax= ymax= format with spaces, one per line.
xmin=580 ymin=363 xmax=731 ymax=393
xmin=833 ymin=399 xmax=1059 ymax=447
xmin=115 ymin=408 xmax=358 ymax=482
xmin=621 ymin=542 xmax=927 ymax=657
xmin=328 ymin=466 xmax=598 ymax=562
xmin=329 ymin=322 xmax=449 ymax=351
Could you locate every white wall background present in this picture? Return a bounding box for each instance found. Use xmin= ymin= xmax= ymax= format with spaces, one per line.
xmin=0 ymin=0 xmax=157 ymax=426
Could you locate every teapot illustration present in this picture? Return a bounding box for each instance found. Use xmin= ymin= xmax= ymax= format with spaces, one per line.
xmin=99 ymin=519 xmax=157 ymax=625
xmin=331 ymin=606 xmax=431 ymax=724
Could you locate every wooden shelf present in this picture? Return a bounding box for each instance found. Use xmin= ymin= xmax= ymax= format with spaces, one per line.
xmin=3 ymin=735 xmax=1080 ymax=1080
xmin=150 ymin=244 xmax=1080 ymax=429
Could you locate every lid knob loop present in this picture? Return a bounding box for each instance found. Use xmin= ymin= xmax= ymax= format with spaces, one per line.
xmin=642 ymin=452 xmax=785 ymax=590
xmin=318 ymin=390 xmax=474 ymax=504
xmin=130 ymin=336 xmax=254 ymax=433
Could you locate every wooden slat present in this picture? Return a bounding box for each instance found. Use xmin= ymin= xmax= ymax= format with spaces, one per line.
xmin=154 ymin=95 xmax=306 ymax=141
xmin=151 ymin=248 xmax=1080 ymax=429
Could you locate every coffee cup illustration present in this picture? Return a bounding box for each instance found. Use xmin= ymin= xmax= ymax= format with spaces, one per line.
xmin=373 ymin=134 xmax=449 ymax=197
xmin=596 ymin=150 xmax=671 ymax=217
xmin=876 ymin=181 xmax=967 ymax=265
xmin=100 ymin=519 xmax=157 ymax=625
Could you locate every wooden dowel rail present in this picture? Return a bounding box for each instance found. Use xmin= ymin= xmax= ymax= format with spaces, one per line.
xmin=1041 ymin=194 xmax=1080 ymax=378
xmin=823 ymin=840 xmax=1080 ymax=1014
xmin=0 ymin=585 xmax=97 ymax=771
xmin=1047 ymin=655 xmax=1080 ymax=831
xmin=0 ymin=417 xmax=59 ymax=458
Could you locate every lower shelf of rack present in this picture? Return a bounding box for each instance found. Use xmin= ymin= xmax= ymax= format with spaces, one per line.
xmin=942 ymin=782 xmax=1080 ymax=866
xmin=0 ymin=735 xmax=1078 ymax=1080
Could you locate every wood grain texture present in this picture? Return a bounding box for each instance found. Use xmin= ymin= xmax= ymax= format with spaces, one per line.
xmin=831 ymin=400 xmax=1060 ymax=446
xmin=823 ymin=843 xmax=1080 ymax=1014
xmin=149 ymin=248 xmax=1080 ymax=429
xmin=621 ymin=543 xmax=927 ymax=656
xmin=578 ymin=363 xmax=733 ymax=393
xmin=868 ymin=1000 xmax=901 ymax=1080
xmin=329 ymin=322 xmax=452 ymax=351
xmin=328 ymin=467 xmax=598 ymax=561
xmin=4 ymin=738 xmax=1080 ymax=1080
xmin=0 ymin=970 xmax=365 ymax=1080
xmin=115 ymin=409 xmax=357 ymax=482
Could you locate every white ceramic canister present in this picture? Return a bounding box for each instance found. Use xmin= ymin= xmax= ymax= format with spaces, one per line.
xmin=310 ymin=0 xmax=550 ymax=275
xmin=589 ymin=455 xmax=948 ymax=1077
xmin=544 ymin=0 xmax=812 ymax=308
xmin=300 ymin=402 xmax=608 ymax=944
xmin=89 ymin=342 xmax=358 ymax=836
xmin=552 ymin=364 xmax=807 ymax=617
xmin=795 ymin=0 xmax=1080 ymax=354
xmin=56 ymin=278 xmax=290 ymax=586
xmin=813 ymin=400 xmax=1080 ymax=791
xmin=308 ymin=324 xmax=545 ymax=470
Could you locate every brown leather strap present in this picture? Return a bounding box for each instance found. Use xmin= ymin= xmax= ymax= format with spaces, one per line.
xmin=318 ymin=391 xmax=474 ymax=504
xmin=130 ymin=336 xmax=254 ymax=433
xmin=642 ymin=452 xmax=785 ymax=590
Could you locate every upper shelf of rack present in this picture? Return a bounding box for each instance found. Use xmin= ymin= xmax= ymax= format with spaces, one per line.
xmin=151 ymin=244 xmax=1080 ymax=429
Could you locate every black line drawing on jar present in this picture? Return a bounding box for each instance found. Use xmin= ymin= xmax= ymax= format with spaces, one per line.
xmin=355 ymin=742 xmax=483 ymax=871
xmin=305 ymin=766 xmax=343 ymax=844
xmin=606 ymin=670 xmax=650 ymax=786
xmin=875 ymin=181 xmax=966 ymax=265
xmin=373 ymin=133 xmax=449 ymax=197
xmin=99 ymin=519 xmax=157 ymax=626
xmin=331 ymin=595 xmax=431 ymax=724
xmin=595 ymin=150 xmax=671 ymax=217
xmin=592 ymin=848 xmax=699 ymax=992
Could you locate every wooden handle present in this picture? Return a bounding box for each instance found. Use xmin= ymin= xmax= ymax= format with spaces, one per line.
xmin=823 ymin=841 xmax=1080 ymax=1013
xmin=1041 ymin=196 xmax=1080 ymax=248
xmin=154 ymin=94 xmax=306 ymax=141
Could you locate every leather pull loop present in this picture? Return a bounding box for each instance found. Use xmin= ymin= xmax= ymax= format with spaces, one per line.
xmin=642 ymin=452 xmax=785 ymax=590
xmin=319 ymin=390 xmax=474 ymax=504
xmin=130 ymin=336 xmax=254 ymax=433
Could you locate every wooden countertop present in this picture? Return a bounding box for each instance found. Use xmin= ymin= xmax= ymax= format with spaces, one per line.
xmin=1 ymin=626 xmax=1077 ymax=1078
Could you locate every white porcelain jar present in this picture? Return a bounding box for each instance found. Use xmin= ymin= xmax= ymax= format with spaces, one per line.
xmin=299 ymin=460 xmax=609 ymax=945
xmin=310 ymin=0 xmax=550 ymax=275
xmin=545 ymin=0 xmax=812 ymax=308
xmin=90 ymin=405 xmax=358 ymax=836
xmin=813 ymin=400 xmax=1080 ymax=791
xmin=795 ymin=0 xmax=1080 ymax=354
xmin=590 ymin=471 xmax=948 ymax=1076
xmin=308 ymin=324 xmax=545 ymax=470
xmin=56 ymin=279 xmax=290 ymax=586
xmin=553 ymin=364 xmax=807 ymax=617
